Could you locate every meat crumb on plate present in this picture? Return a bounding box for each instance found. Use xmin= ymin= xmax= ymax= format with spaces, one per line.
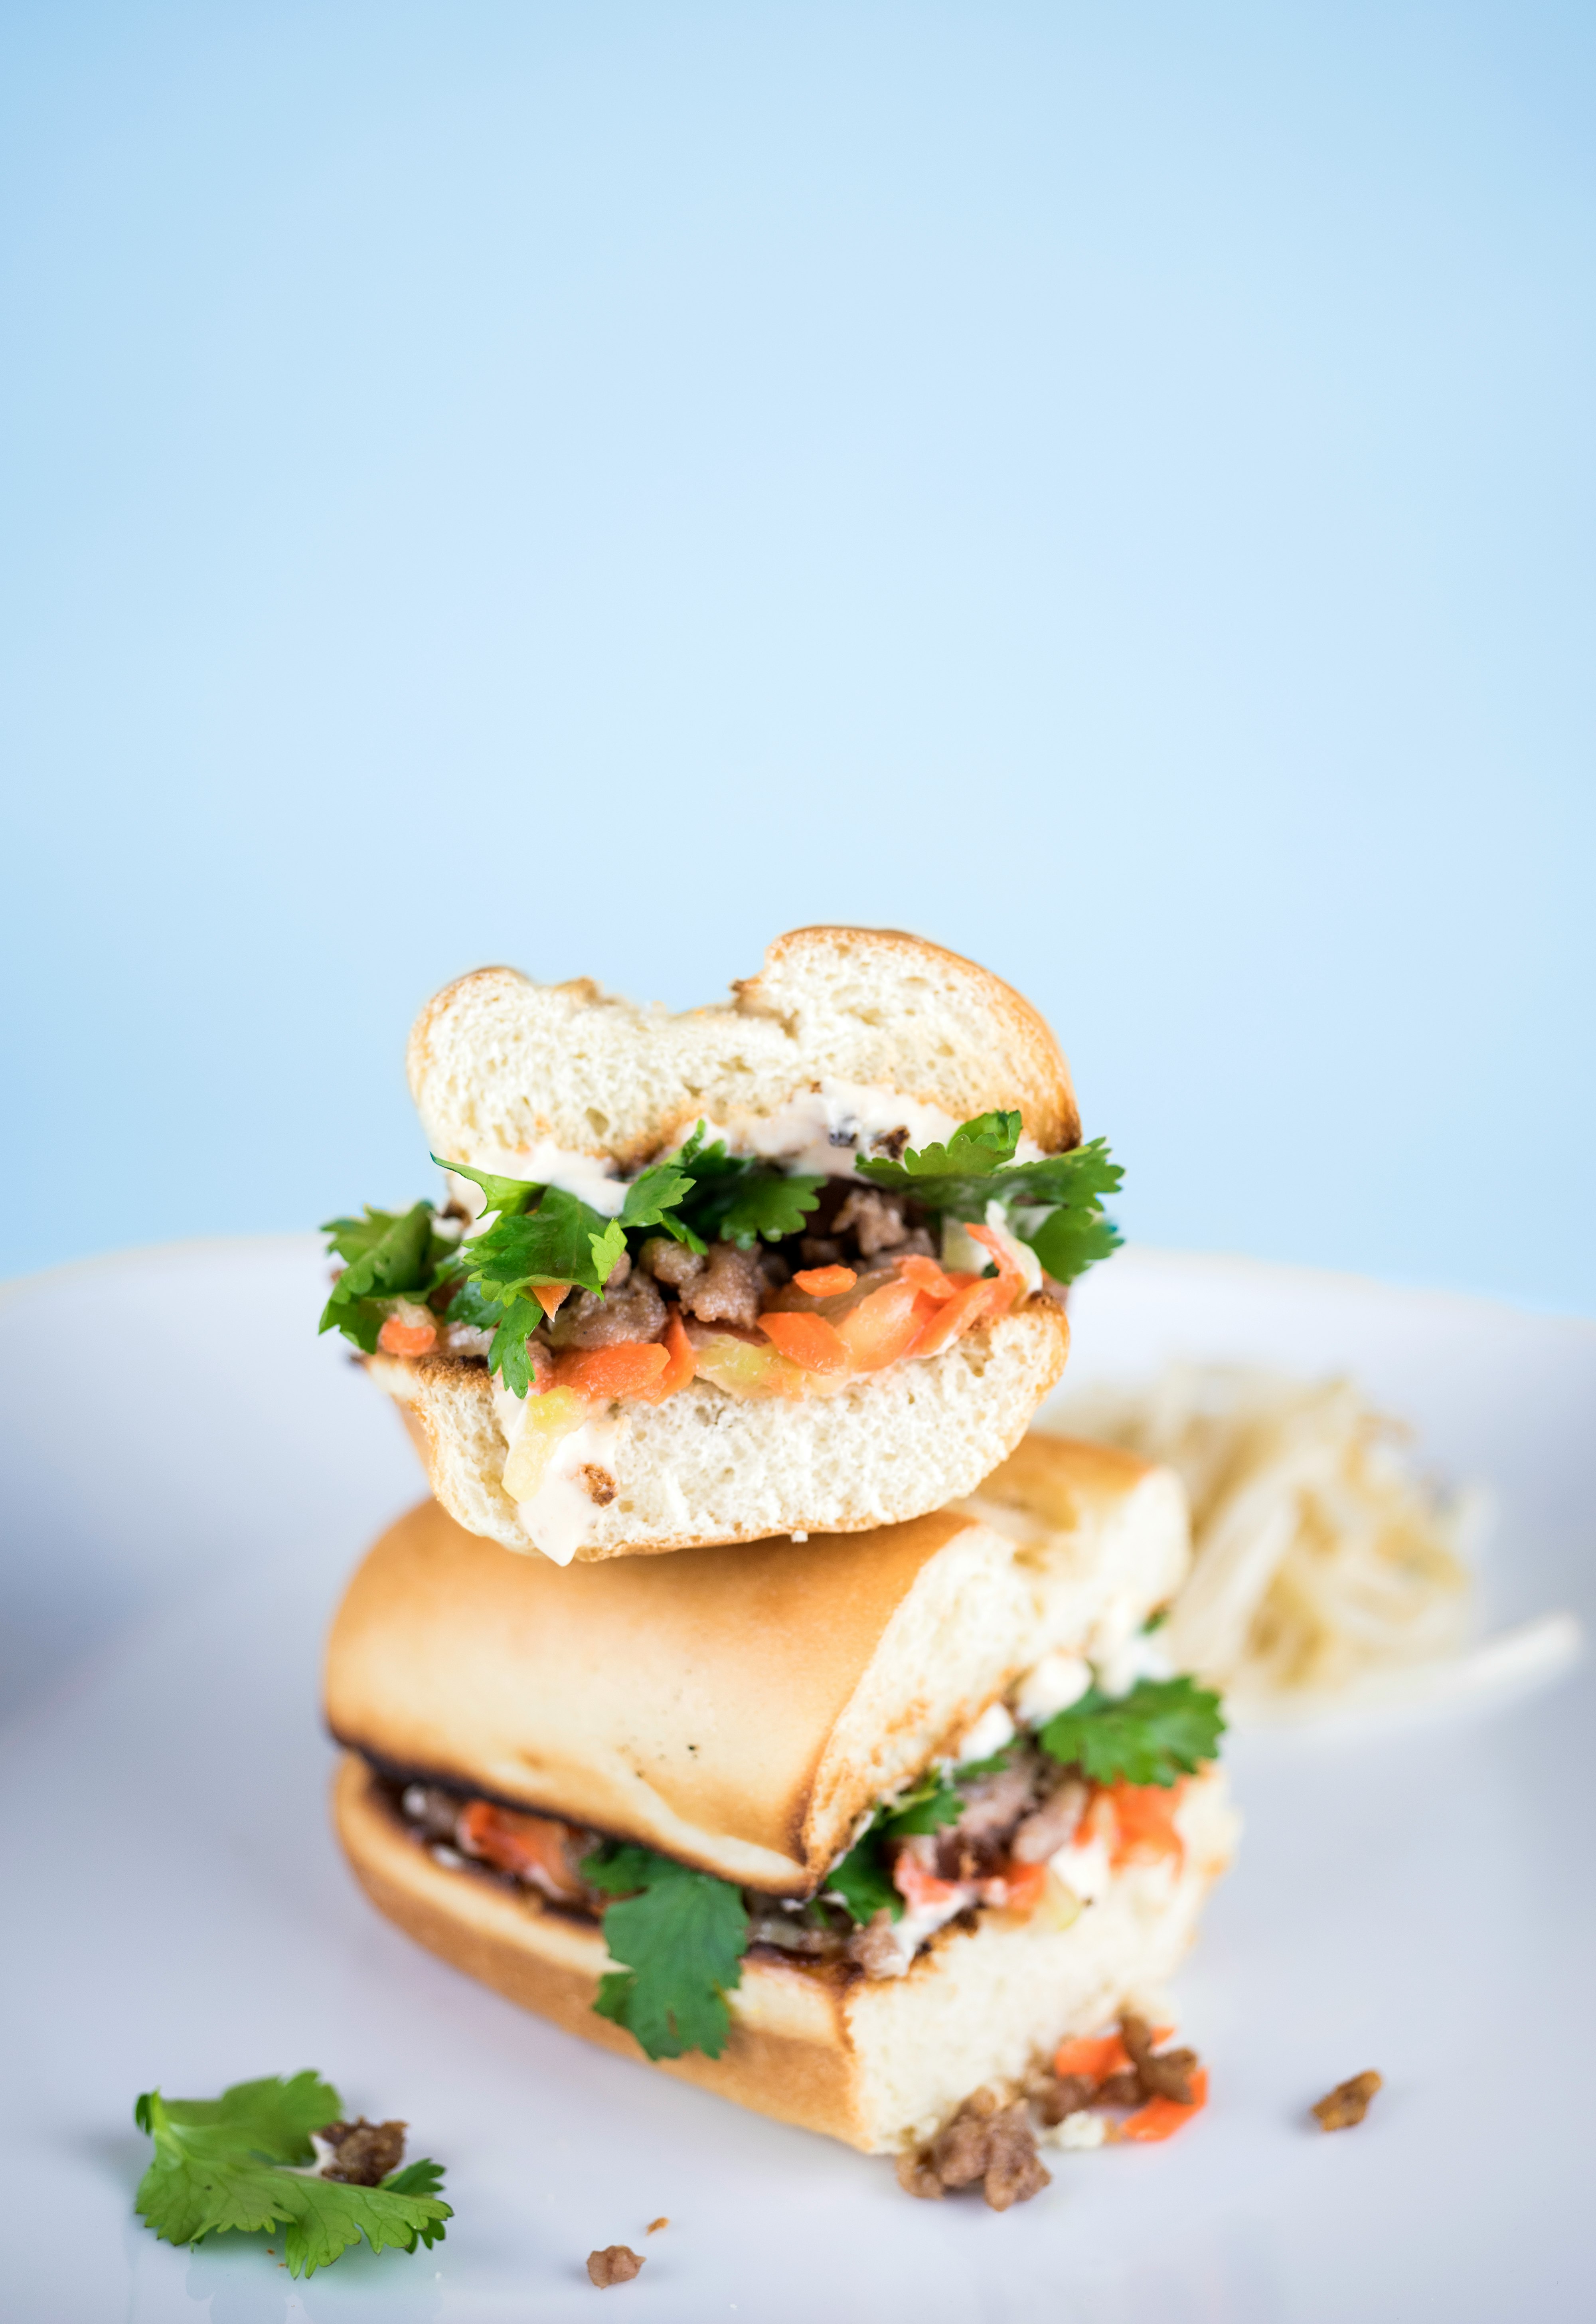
xmin=587 ymin=2245 xmax=645 ymax=2287
xmin=315 ymin=2118 xmax=407 ymax=2186
xmin=1312 ymin=2071 xmax=1383 ymax=2130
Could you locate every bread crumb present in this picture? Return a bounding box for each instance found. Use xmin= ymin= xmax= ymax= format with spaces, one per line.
xmin=646 ymin=2216 xmax=669 ymax=2233
xmin=1312 ymin=2071 xmax=1383 ymax=2130
xmin=587 ymin=2245 xmax=645 ymax=2287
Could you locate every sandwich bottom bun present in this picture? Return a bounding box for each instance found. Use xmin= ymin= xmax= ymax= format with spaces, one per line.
xmin=367 ymin=1302 xmax=1071 ymax=1562
xmin=333 ymin=1753 xmax=1238 ymax=2154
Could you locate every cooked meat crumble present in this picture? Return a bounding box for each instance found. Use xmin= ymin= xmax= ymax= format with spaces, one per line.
xmin=547 ymin=1259 xmax=668 ymax=1349
xmin=897 ymin=2089 xmax=1051 ymax=2210
xmin=317 ymin=2118 xmax=407 ymax=2186
xmin=1312 ymin=2071 xmax=1383 ymax=2130
xmin=587 ymin=2244 xmax=644 ymax=2287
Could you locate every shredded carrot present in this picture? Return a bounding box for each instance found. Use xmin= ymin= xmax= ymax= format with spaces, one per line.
xmin=377 ymin=1314 xmax=437 ymax=1357
xmin=1054 ymin=2032 xmax=1133 ymax=2082
xmin=905 ymin=1276 xmax=996 ymax=1357
xmin=1087 ymin=1779 xmax=1187 ymax=1870
xmin=834 ymin=1277 xmax=924 ymax=1371
xmin=792 ymin=1264 xmax=857 ymax=1297
xmin=892 ymin=1852 xmax=964 ymax=1913
xmin=456 ymin=1801 xmax=587 ymax=1901
xmin=635 ymin=1310 xmax=696 ymax=1404
xmin=758 ymin=1310 xmax=851 ymax=1374
xmin=963 ymin=1220 xmax=1027 ymax=1316
xmin=990 ymin=1859 xmax=1049 ymax=1914
xmin=533 ymin=1283 xmax=571 ymax=1320
xmin=897 ymin=1253 xmax=960 ymax=1300
xmin=552 ymin=1341 xmax=671 ymax=1400
xmin=1053 ymin=2023 xmax=1177 ymax=2082
xmin=1114 ymin=2064 xmax=1209 ymax=2143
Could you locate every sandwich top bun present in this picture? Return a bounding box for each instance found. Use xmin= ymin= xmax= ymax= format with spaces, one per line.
xmin=409 ymin=925 xmax=1080 ymax=1182
xmin=324 ymin=1433 xmax=1189 ymax=1896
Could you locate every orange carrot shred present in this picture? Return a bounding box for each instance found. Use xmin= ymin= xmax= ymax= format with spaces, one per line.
xmin=792 ymin=1264 xmax=857 ymax=1296
xmin=757 ymin=1310 xmax=851 ymax=1374
xmin=1115 ymin=2065 xmax=1209 ymax=2143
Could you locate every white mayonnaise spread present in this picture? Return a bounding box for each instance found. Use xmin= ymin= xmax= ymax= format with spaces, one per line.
xmin=707 ymin=1081 xmax=1047 ymax=1181
xmin=449 ymin=1142 xmax=628 ymax=1220
xmin=492 ymin=1381 xmax=621 ymax=1567
xmin=1047 ymin=1827 xmax=1113 ymax=1908
xmin=861 ymin=1888 xmax=975 ymax=1978
xmin=442 ymin=1082 xmax=1049 ymax=1220
xmin=1093 ymin=1628 xmax=1176 ymax=1700
xmin=954 ymin=1701 xmax=1017 ymax=1764
xmin=1014 ymin=1651 xmax=1094 ymax=1728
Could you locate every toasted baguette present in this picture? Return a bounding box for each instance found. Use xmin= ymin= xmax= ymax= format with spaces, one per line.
xmin=334 ymin=1752 xmax=1236 ymax=2155
xmin=409 ymin=925 xmax=1080 ymax=1178
xmin=368 ymin=1302 xmax=1072 ymax=1562
xmin=323 ymin=1440 xmax=1190 ymax=1894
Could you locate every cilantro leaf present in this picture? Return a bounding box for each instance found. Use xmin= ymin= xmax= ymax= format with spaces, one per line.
xmin=431 ymin=1156 xmax=541 ymax=1219
xmin=459 ymin=1189 xmax=626 ymax=1303
xmin=853 ymin=1120 xmax=1124 ymax=1286
xmin=618 ymin=1160 xmax=703 ymax=1248
xmin=1023 ymin=1202 xmax=1123 ymax=1286
xmin=484 ymin=1292 xmax=551 ymax=1398
xmin=879 ymin=1770 xmax=966 ymax=1837
xmin=826 ymin=1829 xmax=902 ymax=1924
xmin=824 ymin=1751 xmax=1011 ymax=1925
xmin=865 ymin=1110 xmax=1023 ymax=1180
xmin=583 ymin=1844 xmax=749 ymax=2061
xmin=318 ymin=1204 xmax=448 ymax=1352
xmin=1037 ymin=1676 xmax=1226 ymax=1788
xmin=132 ymin=2076 xmax=450 ymax=2280
xmin=712 ymin=1170 xmax=824 ymax=1248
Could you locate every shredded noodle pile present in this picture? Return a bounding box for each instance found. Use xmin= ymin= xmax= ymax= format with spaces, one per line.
xmin=1060 ymin=1366 xmax=1481 ymax=1713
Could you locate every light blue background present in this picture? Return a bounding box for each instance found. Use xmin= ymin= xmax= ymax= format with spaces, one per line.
xmin=3 ymin=1 xmax=1591 ymax=1307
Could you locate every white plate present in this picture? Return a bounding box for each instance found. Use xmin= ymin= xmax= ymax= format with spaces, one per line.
xmin=2 ymin=1239 xmax=1592 ymax=2323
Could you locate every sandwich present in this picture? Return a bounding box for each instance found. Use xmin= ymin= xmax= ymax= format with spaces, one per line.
xmin=326 ymin=1431 xmax=1237 ymax=2188
xmin=320 ymin=927 xmax=1122 ymax=1563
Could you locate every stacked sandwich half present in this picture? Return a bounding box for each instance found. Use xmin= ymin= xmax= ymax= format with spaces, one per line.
xmin=321 ymin=928 xmax=1238 ymax=2205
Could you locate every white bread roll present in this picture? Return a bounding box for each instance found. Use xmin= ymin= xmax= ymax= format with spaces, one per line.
xmin=324 ymin=1435 xmax=1191 ymax=1895
xmin=367 ymin=1304 xmax=1071 ymax=1563
xmin=334 ymin=1752 xmax=1235 ymax=2156
xmin=409 ymin=925 xmax=1080 ymax=1179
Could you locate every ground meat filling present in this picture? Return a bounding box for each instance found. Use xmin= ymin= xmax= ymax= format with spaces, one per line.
xmin=635 ymin=1237 xmax=768 ymax=1328
xmin=421 ymin=1172 xmax=943 ymax=1371
xmin=387 ymin=1741 xmax=1086 ymax=1980
xmin=797 ymin=1180 xmax=935 ymax=1268
xmin=545 ymin=1254 xmax=669 ymax=1349
xmin=896 ymin=2090 xmax=1051 ymax=2211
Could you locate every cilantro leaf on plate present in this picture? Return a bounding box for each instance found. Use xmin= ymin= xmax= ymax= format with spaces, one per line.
xmin=1036 ymin=1675 xmax=1226 ymax=1788
xmin=132 ymin=2075 xmax=450 ymax=2280
xmin=583 ymin=1844 xmax=749 ymax=2060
